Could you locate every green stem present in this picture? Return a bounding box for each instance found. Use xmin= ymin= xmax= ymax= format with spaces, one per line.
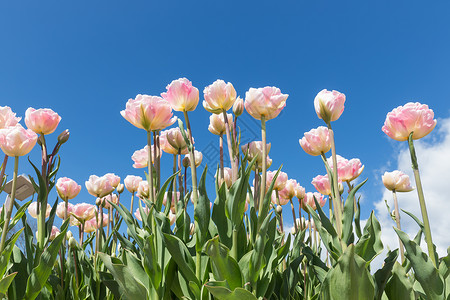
xmin=325 ymin=125 xmax=343 ymax=239
xmin=38 ymin=134 xmax=48 ymax=249
xmin=130 ymin=194 xmax=135 ymax=215
xmin=183 ymin=111 xmax=198 ymax=206
xmin=408 ymin=134 xmax=437 ymax=267
xmin=0 ymin=156 xmax=19 ymax=252
xmin=147 ymin=131 xmax=155 ymax=203
xmin=231 ymin=228 xmax=238 ymax=260
xmin=219 ymin=134 xmax=224 ymax=183
xmin=289 ymin=198 xmax=298 ymax=233
xmin=0 ymin=154 xmax=8 ymax=188
xmin=258 ymin=116 xmax=267 ymax=217
xmin=346 ymin=181 xmax=357 ymax=214
xmin=222 ymin=110 xmax=237 ymax=181
xmin=392 ymin=190 xmax=405 ymax=264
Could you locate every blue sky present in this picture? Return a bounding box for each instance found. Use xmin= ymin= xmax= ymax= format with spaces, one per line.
xmin=1 ymin=1 xmax=450 ymax=239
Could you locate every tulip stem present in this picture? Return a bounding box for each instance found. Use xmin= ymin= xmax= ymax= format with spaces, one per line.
xmin=172 ymin=154 xmax=177 ymax=213
xmin=321 ymin=151 xmax=341 ymax=236
xmin=222 ymin=110 xmax=237 ymax=181
xmin=392 ymin=190 xmax=405 ymax=264
xmin=130 ymin=193 xmax=135 ymax=215
xmin=289 ymin=198 xmax=298 ymax=233
xmin=155 ymin=131 xmax=161 ymax=190
xmin=219 ymin=134 xmax=224 ymax=183
xmin=325 ymin=125 xmax=343 ymax=239
xmin=183 ymin=111 xmax=198 ymax=207
xmin=408 ymin=134 xmax=437 ymax=267
xmin=147 ymin=131 xmax=155 ymax=204
xmin=0 ymin=156 xmax=19 ymax=253
xmin=258 ymin=116 xmax=267 ymax=217
xmin=254 ymin=166 xmax=260 ymax=211
xmin=38 ymin=134 xmax=49 ymax=249
xmin=177 ymin=152 xmax=183 ymax=197
xmin=0 ymin=154 xmax=8 ymax=188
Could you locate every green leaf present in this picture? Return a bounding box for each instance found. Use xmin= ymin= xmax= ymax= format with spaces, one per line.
xmin=195 ymin=166 xmax=210 ymax=252
xmin=385 ymin=262 xmax=415 ymax=300
xmin=204 ymin=236 xmax=243 ymax=290
xmin=142 ymin=234 xmax=162 ymax=292
xmin=342 ymin=179 xmax=367 ymax=244
xmin=155 ymin=172 xmax=178 ymax=212
xmin=162 ymin=233 xmax=200 ymax=287
xmin=394 ymin=228 xmax=445 ymax=299
xmin=354 ymin=211 xmax=383 ymax=262
xmin=321 ymin=244 xmax=375 ymax=300
xmin=0 ymin=228 xmax=23 ymax=278
xmin=0 ymin=272 xmax=17 ymax=297
xmin=373 ymin=249 xmax=398 ymax=300
xmin=205 ymin=281 xmax=257 ymax=300
xmin=98 ymin=253 xmax=148 ymax=299
xmin=249 ymin=212 xmax=272 ymax=286
xmin=354 ymin=197 xmax=362 ymax=239
xmin=24 ymin=219 xmax=69 ymax=300
xmin=212 ymin=184 xmax=232 ymax=248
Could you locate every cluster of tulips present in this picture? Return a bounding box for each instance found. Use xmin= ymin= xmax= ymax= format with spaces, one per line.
xmin=0 ymin=77 xmax=447 ymax=300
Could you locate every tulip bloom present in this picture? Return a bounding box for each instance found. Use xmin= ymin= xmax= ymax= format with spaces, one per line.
xmin=184 ymin=150 xmax=202 ymax=168
xmin=137 ymin=180 xmax=150 ymax=199
xmin=299 ymin=126 xmax=331 ymax=156
xmin=295 ymin=185 xmax=306 ymax=200
xmin=203 ymin=79 xmax=237 ymax=113
xmin=382 ymin=170 xmax=414 ymax=192
xmin=85 ymin=175 xmax=115 ymax=198
xmin=0 ymin=106 xmax=21 ymax=129
xmin=121 ymin=94 xmax=177 ymax=132
xmin=382 ymin=102 xmax=437 ymax=141
xmin=314 ymin=89 xmax=346 ymax=124
xmin=244 ymin=87 xmax=288 ymax=121
xmin=131 ymin=145 xmax=160 ymax=168
xmin=124 ymin=175 xmax=143 ymax=193
xmin=311 ymin=175 xmax=333 ymax=196
xmin=105 ymin=173 xmax=121 ymax=189
xmin=56 ymin=177 xmax=81 ymax=200
xmin=0 ymin=124 xmax=38 ymax=157
xmin=28 ymin=202 xmax=51 ymax=219
xmin=160 ymin=128 xmax=189 ymax=155
xmin=241 ymin=141 xmax=271 ymax=166
xmin=233 ymin=97 xmax=244 ymax=116
xmin=161 ymin=78 xmax=199 ymax=112
xmin=49 ymin=226 xmax=60 ymax=241
xmin=71 ymin=203 xmax=96 ymax=222
xmin=266 ymin=170 xmax=288 ymax=191
xmin=134 ymin=206 xmax=150 ymax=221
xmin=215 ymin=167 xmax=232 ymax=188
xmin=208 ymin=113 xmax=233 ymax=136
xmin=84 ymin=213 xmax=109 ymax=233
xmin=326 ymin=155 xmax=364 ymax=182
xmin=99 ymin=194 xmax=119 ymax=209
xmin=303 ymin=192 xmax=326 ymax=210
xmin=25 ymin=107 xmax=61 ymax=135
xmin=56 ymin=202 xmax=73 ymax=219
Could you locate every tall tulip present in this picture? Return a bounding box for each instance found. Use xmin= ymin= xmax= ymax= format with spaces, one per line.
xmin=56 ymin=177 xmax=81 ymax=223
xmin=383 ymin=102 xmax=437 ymax=267
xmin=299 ymin=126 xmax=331 ymax=156
xmin=85 ymin=175 xmax=115 ymax=198
xmin=25 ymin=107 xmax=61 ymax=135
xmin=203 ymin=79 xmax=237 ymax=113
xmin=124 ymin=175 xmax=143 ymax=212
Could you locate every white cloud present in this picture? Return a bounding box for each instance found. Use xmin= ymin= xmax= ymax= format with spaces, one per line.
xmin=374 ymin=117 xmax=450 ymax=263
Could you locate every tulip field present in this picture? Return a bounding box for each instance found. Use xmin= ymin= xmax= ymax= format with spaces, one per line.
xmin=0 ymin=78 xmax=449 ymax=300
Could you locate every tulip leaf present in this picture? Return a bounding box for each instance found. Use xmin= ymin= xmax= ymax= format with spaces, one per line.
xmin=385 ymin=261 xmax=415 ymax=300
xmin=257 ymin=166 xmax=281 ymax=230
xmin=354 ymin=196 xmax=362 ymax=238
xmin=342 ymin=179 xmax=367 ymax=244
xmin=8 ymin=200 xmax=31 ymax=232
xmin=321 ymin=244 xmax=375 ymax=300
xmin=0 ymin=272 xmax=17 ymax=297
xmin=204 ymin=236 xmax=243 ymax=290
xmin=24 ymin=219 xmax=69 ymax=300
xmin=98 ymin=252 xmax=148 ymax=299
xmin=212 ymin=184 xmax=232 ymax=248
xmin=204 ymin=281 xmax=257 ymax=300
xmin=142 ymin=234 xmax=162 ymax=292
xmin=354 ymin=211 xmax=383 ymax=263
xmin=27 ymin=157 xmax=47 ymax=203
xmin=162 ymin=233 xmax=200 ymax=287
xmin=155 ymin=172 xmax=178 ymax=212
xmin=373 ymin=249 xmax=398 ymax=300
xmin=394 ymin=227 xmax=445 ymax=299
xmin=195 ymin=166 xmax=210 ymax=252
xmin=0 ymin=228 xmax=23 ymax=278
xmin=249 ymin=212 xmax=272 ymax=286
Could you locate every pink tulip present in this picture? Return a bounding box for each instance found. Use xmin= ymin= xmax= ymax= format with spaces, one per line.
xmin=0 ymin=106 xmax=21 ymax=129
xmin=169 ymin=211 xmax=176 ymax=226
xmin=382 ymin=102 xmax=437 ymax=141
xmin=56 ymin=177 xmax=81 ymax=200
xmin=84 ymin=213 xmax=109 ymax=233
xmin=299 ymin=126 xmax=331 ymax=156
xmin=71 ymin=203 xmax=96 ymax=222
xmin=266 ymin=170 xmax=288 ymax=191
xmin=295 ymin=184 xmax=306 ymax=200
xmin=160 ymin=128 xmax=189 ymax=155
xmin=124 ymin=175 xmax=143 ymax=193
xmin=208 ymin=113 xmax=233 ymax=136
xmin=303 ymin=192 xmax=326 ymax=210
xmin=85 ymin=175 xmax=115 ymax=198
xmin=311 ymin=175 xmax=332 ymax=196
xmin=382 ymin=170 xmax=414 ymax=192
xmin=137 ymin=180 xmax=150 ymax=199
xmin=327 ymin=155 xmax=364 ymax=182
xmin=25 ymin=107 xmax=61 ymax=135
xmin=131 ymin=145 xmax=161 ymax=168
xmin=121 ymin=94 xmax=177 ymax=132
xmin=244 ymin=87 xmax=288 ymax=120
xmin=314 ymin=89 xmax=345 ymax=123
xmin=161 ymin=78 xmax=199 ymax=112
xmin=56 ymin=202 xmax=73 ymax=219
xmin=233 ymin=97 xmax=244 ymax=117
xmin=99 ymin=194 xmax=119 ymax=209
xmin=49 ymin=226 xmax=60 ymax=241
xmin=215 ymin=167 xmax=233 ymax=188
xmin=270 ymin=190 xmax=289 ymax=206
xmin=28 ymin=202 xmax=51 ymax=219
xmin=0 ymin=124 xmax=37 ymax=157
xmin=279 ymin=179 xmax=300 ymax=200
xmin=163 ymin=192 xmax=181 ymax=211
xmin=241 ymin=141 xmax=271 ymax=166
xmin=105 ymin=173 xmax=121 ymax=189
xmin=203 ymin=79 xmax=237 ymax=113
xmin=184 ymin=150 xmax=202 ymax=168
xmin=134 ymin=206 xmax=150 ymax=221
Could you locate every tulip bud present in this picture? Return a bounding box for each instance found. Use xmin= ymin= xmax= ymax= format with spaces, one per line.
xmin=68 ymin=237 xmax=78 ymax=249
xmin=338 ymin=182 xmax=344 ymax=195
xmin=66 ymin=230 xmax=73 ymax=240
xmin=182 ymin=156 xmax=190 ymax=168
xmin=233 ymin=96 xmax=244 ymax=116
xmin=117 ymin=183 xmax=124 ymax=194
xmin=96 ymin=198 xmax=102 ymax=207
xmin=276 ymin=205 xmax=283 ymax=214
xmin=58 ymin=129 xmax=70 ymax=145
